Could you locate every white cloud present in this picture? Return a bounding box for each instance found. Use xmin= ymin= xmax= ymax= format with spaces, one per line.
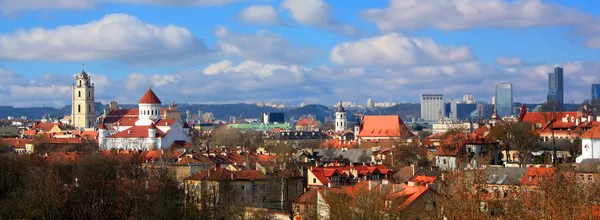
xmin=0 ymin=14 xmax=207 ymax=63
xmin=495 ymin=56 xmax=523 ymax=66
xmin=330 ymin=33 xmax=473 ymax=67
xmin=1 ymin=0 xmax=241 ymax=13
xmin=281 ymin=0 xmax=357 ymax=35
xmin=362 ymin=0 xmax=592 ymax=32
xmin=202 ymin=60 xmax=309 ymax=79
xmin=214 ymin=26 xmax=318 ymax=64
xmin=237 ymin=5 xmax=281 ymax=25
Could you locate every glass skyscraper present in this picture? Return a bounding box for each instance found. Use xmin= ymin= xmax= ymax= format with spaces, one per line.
xmin=593 ymin=84 xmax=600 ymax=101
xmin=547 ymin=67 xmax=564 ymax=111
xmin=495 ymin=83 xmax=513 ymax=118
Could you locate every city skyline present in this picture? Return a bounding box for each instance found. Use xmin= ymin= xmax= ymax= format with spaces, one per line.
xmin=2 ymin=1 xmax=600 ymax=107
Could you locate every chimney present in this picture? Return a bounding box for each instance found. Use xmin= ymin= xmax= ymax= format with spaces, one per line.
xmin=407 ymin=181 xmax=416 ymax=187
xmin=327 ymin=182 xmax=332 ymax=188
xmin=411 ymin=164 xmax=416 ymax=175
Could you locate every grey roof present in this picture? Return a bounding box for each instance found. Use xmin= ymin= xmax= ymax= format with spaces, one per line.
xmin=485 ymin=167 xmax=527 ymax=186
xmin=313 ymin=148 xmax=370 ymax=163
xmin=336 ymin=101 xmax=345 ymax=113
xmin=576 ymin=159 xmax=600 ymax=173
xmin=536 ymin=139 xmax=577 ymax=151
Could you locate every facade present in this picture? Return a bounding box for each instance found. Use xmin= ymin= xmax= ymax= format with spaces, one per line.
xmin=495 ymin=83 xmax=513 ymax=118
xmin=576 ymin=126 xmax=600 ymax=163
xmin=421 ymin=94 xmax=444 ymax=122
xmin=547 ymin=67 xmax=564 ymax=111
xmin=98 ymin=87 xmax=191 ymax=150
xmin=71 ymin=68 xmax=95 ymax=129
xmin=334 ymin=101 xmax=347 ymax=133
xmin=356 ymin=115 xmax=414 ymax=147
xmin=263 ymin=112 xmax=285 ymax=124
xmin=593 ymin=84 xmax=600 ymax=101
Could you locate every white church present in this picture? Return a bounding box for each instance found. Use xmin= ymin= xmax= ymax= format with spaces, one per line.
xmin=95 ymin=87 xmax=191 ymax=151
xmin=577 ymin=126 xmax=600 ymax=163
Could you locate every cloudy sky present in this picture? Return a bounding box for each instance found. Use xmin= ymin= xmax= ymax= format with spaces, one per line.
xmin=1 ymin=0 xmax=600 ymax=107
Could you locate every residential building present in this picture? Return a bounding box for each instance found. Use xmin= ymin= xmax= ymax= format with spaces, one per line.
xmin=71 ymin=67 xmax=95 ymax=129
xmin=295 ymin=118 xmax=320 ymax=131
xmin=421 ymin=94 xmax=444 ymax=122
xmin=495 ymin=83 xmax=513 ymax=118
xmin=547 ymin=67 xmax=564 ymax=111
xmin=367 ymin=98 xmax=374 ymax=108
xmin=576 ymin=125 xmax=600 ymax=163
xmin=306 ymin=165 xmax=391 ymax=187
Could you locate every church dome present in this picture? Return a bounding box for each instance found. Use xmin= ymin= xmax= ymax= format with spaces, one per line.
xmin=336 ymin=101 xmax=345 ymax=113
xmin=139 ymin=87 xmax=162 ymax=104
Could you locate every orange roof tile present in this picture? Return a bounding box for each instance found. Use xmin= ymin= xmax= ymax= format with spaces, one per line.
xmin=0 ymin=138 xmax=32 ymax=147
xmin=320 ymin=138 xmax=357 ymax=149
xmin=581 ymin=125 xmax=600 ymax=139
xmin=297 ymin=118 xmax=319 ymax=127
xmin=358 ymin=115 xmax=414 ymax=138
xmin=139 ymin=87 xmax=162 ymax=104
xmin=520 ymin=166 xmax=556 ymax=185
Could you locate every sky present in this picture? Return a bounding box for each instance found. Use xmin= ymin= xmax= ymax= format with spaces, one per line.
xmin=1 ymin=0 xmax=600 ymax=107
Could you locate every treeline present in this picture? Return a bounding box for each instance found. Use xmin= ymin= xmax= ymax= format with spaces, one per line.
xmin=0 ymin=153 xmax=194 ymax=220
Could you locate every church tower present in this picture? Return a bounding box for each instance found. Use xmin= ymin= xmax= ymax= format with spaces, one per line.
xmin=72 ymin=65 xmax=95 ymax=129
xmin=335 ymin=100 xmax=347 ymax=133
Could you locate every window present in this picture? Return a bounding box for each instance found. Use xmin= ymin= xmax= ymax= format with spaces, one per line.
xmin=263 ymin=185 xmax=267 ymax=191
xmin=262 ymin=196 xmax=266 ymax=203
xmin=580 ymin=175 xmax=585 ymax=181
xmin=253 ymin=184 xmax=257 ymax=191
xmin=241 ymin=185 xmax=246 ymax=191
xmin=296 ymin=205 xmax=300 ymax=213
xmin=313 ymin=178 xmax=316 ymax=184
xmin=88 ymin=105 xmax=91 ymax=112
xmin=78 ymin=80 xmax=81 ymax=87
xmin=78 ymin=91 xmax=81 ymax=97
xmin=88 ymin=91 xmax=91 ymax=97
xmin=78 ymin=105 xmax=81 ymax=113
xmin=443 ymin=159 xmax=447 ymax=164
xmin=589 ymin=175 xmax=593 ymax=181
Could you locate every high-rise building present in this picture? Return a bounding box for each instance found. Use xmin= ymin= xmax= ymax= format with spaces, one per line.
xmin=495 ymin=83 xmax=513 ymax=118
xmin=592 ymin=84 xmax=600 ymax=101
xmin=72 ymin=66 xmax=95 ymax=129
xmin=462 ymin=95 xmax=474 ymax=104
xmin=421 ymin=94 xmax=444 ymax=122
xmin=547 ymin=66 xmax=564 ymax=111
xmin=367 ymin=98 xmax=374 ymax=108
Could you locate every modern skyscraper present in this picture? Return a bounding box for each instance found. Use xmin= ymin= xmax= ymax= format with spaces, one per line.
xmin=495 ymin=83 xmax=513 ymax=118
xmin=367 ymin=98 xmax=374 ymax=108
xmin=547 ymin=66 xmax=564 ymax=111
xmin=421 ymin=94 xmax=444 ymax=122
xmin=592 ymin=84 xmax=600 ymax=101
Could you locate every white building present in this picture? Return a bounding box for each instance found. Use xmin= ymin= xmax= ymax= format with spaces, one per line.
xmin=334 ymin=101 xmax=347 ymax=133
xmin=421 ymin=94 xmax=444 ymax=123
xmin=576 ymin=126 xmax=600 ymax=163
xmin=367 ymin=98 xmax=374 ymax=108
xmin=463 ymin=95 xmax=474 ymax=104
xmin=98 ymin=87 xmax=191 ymax=151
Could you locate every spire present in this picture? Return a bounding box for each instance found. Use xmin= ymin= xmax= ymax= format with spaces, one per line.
xmin=336 ymin=100 xmax=345 ymax=113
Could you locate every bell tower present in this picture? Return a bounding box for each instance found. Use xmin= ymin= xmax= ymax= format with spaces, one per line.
xmin=72 ymin=64 xmax=95 ymax=129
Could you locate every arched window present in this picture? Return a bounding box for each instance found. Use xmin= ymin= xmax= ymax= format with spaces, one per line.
xmin=88 ymin=91 xmax=91 ymax=97
xmin=78 ymin=91 xmax=81 ymax=97
xmin=78 ymin=105 xmax=81 ymax=113
xmin=78 ymin=80 xmax=81 ymax=87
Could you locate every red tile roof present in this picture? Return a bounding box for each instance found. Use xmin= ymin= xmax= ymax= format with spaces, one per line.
xmin=99 ymin=123 xmax=107 ymax=129
xmin=581 ymin=125 xmax=600 ymax=139
xmin=185 ymin=167 xmax=269 ymax=181
xmin=109 ymin=126 xmax=165 ymax=138
xmin=358 ymin=115 xmax=414 ymax=138
xmin=296 ymin=118 xmax=319 ymax=127
xmin=308 ymin=165 xmax=390 ymax=186
xmin=321 ymin=138 xmax=357 ymax=149
xmin=0 ymin=138 xmax=32 ymax=147
xmin=139 ymin=87 xmax=162 ymax=104
xmin=520 ymin=166 xmax=556 ymax=185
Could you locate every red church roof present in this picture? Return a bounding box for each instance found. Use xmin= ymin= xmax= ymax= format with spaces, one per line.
xmin=581 ymin=125 xmax=600 ymax=139
xmin=139 ymin=87 xmax=162 ymax=104
xmin=358 ymin=115 xmax=414 ymax=138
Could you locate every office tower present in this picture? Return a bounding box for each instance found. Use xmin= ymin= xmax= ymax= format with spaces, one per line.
xmin=450 ymin=101 xmax=458 ymax=122
xmin=547 ymin=66 xmax=564 ymax=111
xmin=592 ymin=84 xmax=600 ymax=101
xmin=495 ymin=83 xmax=513 ymax=118
xmin=421 ymin=94 xmax=444 ymax=122
xmin=367 ymin=98 xmax=374 ymax=108
xmin=463 ymin=95 xmax=474 ymax=104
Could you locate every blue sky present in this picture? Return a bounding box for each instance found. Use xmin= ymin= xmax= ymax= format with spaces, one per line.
xmin=1 ymin=0 xmax=600 ymax=107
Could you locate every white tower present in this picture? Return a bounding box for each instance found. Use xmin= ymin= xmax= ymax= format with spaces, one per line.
xmin=72 ymin=65 xmax=95 ymax=129
xmin=98 ymin=123 xmax=108 ymax=149
xmin=146 ymin=122 xmax=158 ymax=150
xmin=135 ymin=87 xmax=162 ymax=126
xmin=335 ymin=101 xmax=347 ymax=133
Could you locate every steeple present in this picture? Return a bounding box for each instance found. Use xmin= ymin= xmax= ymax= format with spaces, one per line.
xmin=336 ymin=100 xmax=345 ymax=113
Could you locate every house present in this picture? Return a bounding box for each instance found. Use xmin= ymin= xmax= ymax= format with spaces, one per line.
xmin=295 ymin=118 xmax=320 ymax=131
xmin=184 ymin=167 xmax=304 ymax=211
xmin=520 ymin=166 xmax=556 ymax=191
xmin=479 ymin=167 xmax=528 ymax=200
xmin=356 ymin=115 xmax=415 ymax=148
xmin=306 ymin=164 xmax=390 ymax=187
xmin=576 ymin=125 xmax=600 ymax=163
xmin=519 ymin=104 xmax=600 ymax=141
